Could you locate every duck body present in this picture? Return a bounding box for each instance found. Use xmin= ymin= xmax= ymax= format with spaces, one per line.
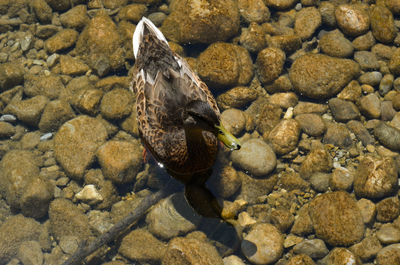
xmin=130 ymin=17 xmax=230 ymax=184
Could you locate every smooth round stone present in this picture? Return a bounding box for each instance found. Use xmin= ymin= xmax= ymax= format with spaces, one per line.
xmin=300 ymin=147 xmax=332 ymax=180
xmin=370 ymin=5 xmax=396 ymax=44
xmin=356 ymin=198 xmax=376 ymax=224
xmin=328 ymin=98 xmax=360 ymax=122
xmin=359 ymin=71 xmax=383 ymax=86
xmin=309 ymin=172 xmax=330 ymax=192
xmin=223 ymin=255 xmax=246 ymax=265
xmin=231 ymin=138 xmax=277 ymax=177
xmin=319 ymin=29 xmax=354 ymax=58
xmin=376 ymin=244 xmax=400 ymax=265
xmin=240 ymin=22 xmax=267 ymax=53
xmin=374 ymin=122 xmax=400 ymax=151
xmin=377 ymin=224 xmax=400 ymax=244
xmin=325 ymin=248 xmax=359 ymax=265
xmin=293 ymin=239 xmax=329 ymax=259
xmin=330 ymin=167 xmax=354 ymax=191
xmin=354 ymin=155 xmax=398 ymax=199
xmin=389 ymin=48 xmax=400 ymax=76
xmin=309 ymin=191 xmax=365 ymax=246
xmin=295 ymin=113 xmax=326 ymax=137
xmin=350 ymin=236 xmax=382 ymax=261
xmin=294 ymin=7 xmax=321 ymax=40
xmin=238 ymin=0 xmax=270 ymax=23
xmin=241 ymin=223 xmax=283 ymax=265
xmin=335 ymin=4 xmax=370 ymax=37
xmin=323 ymin=122 xmax=353 ymax=148
xmin=353 ymin=32 xmax=376 ymax=51
xmin=319 ymin=1 xmax=336 ymax=28
xmin=220 ymin=109 xmax=246 ymax=136
xmin=256 ymin=47 xmax=285 ymax=85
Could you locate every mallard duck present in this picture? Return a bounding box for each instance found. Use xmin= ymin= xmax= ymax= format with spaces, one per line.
xmin=130 ymin=17 xmax=240 ymax=185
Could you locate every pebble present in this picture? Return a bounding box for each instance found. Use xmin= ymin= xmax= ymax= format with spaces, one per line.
xmin=60 ymin=5 xmax=89 ymax=30
xmin=236 ymin=171 xmax=277 ymax=203
xmin=359 ymin=93 xmax=381 ymax=119
xmin=238 ymin=0 xmax=270 ymax=23
xmin=197 ymin=43 xmax=253 ymax=88
xmin=354 ymin=155 xmax=398 ymax=199
xmin=223 ymin=255 xmax=246 ymax=265
xmin=0 ymin=121 xmax=15 ymax=138
xmin=100 ymin=88 xmax=134 ymax=120
xmin=119 ymin=229 xmax=166 ymax=262
xmin=295 ymin=113 xmax=325 ymax=136
xmin=241 ymin=223 xmax=283 ymax=264
xmin=118 ymin=4 xmax=148 ymax=23
xmin=325 ymin=248 xmax=359 ymax=265
xmin=350 ymin=236 xmax=382 ymax=261
xmin=352 ymin=31 xmax=376 ymax=51
xmin=60 ymin=55 xmax=90 ymax=76
xmin=380 ymin=74 xmax=394 ymax=96
xmin=287 ymin=254 xmax=316 ymax=265
xmin=24 ymin=73 xmax=64 ymax=100
xmin=370 ymin=5 xmax=396 ymax=44
xmin=375 ymin=244 xmax=400 ymax=265
xmin=374 ymin=122 xmax=400 ymax=151
xmin=269 ymin=92 xmax=298 ymax=110
xmin=323 ymin=122 xmax=352 ymax=147
xmin=16 ymin=240 xmax=43 ymax=265
xmin=319 ymin=29 xmax=354 ymax=58
xmin=270 ymin=208 xmax=295 ymax=232
xmin=44 ymin=29 xmax=79 ymax=53
xmin=335 ymin=4 xmax=370 ymax=37
xmin=289 ymin=54 xmax=360 ymax=99
xmin=240 ymin=22 xmax=267 ymax=53
xmin=0 ymin=62 xmax=24 ymax=91
xmin=381 ymin=101 xmax=396 ymax=121
xmin=293 ymin=239 xmax=329 ymax=259
xmin=376 ymin=196 xmax=400 ymax=223
xmin=256 ymin=47 xmax=285 ymax=85
xmin=293 ymin=102 xmax=328 ymax=115
xmin=231 ymin=138 xmax=277 ymax=177
xmin=356 ymin=198 xmax=376 ymax=224
xmin=147 ymin=12 xmax=167 ymax=26
xmin=300 ymin=147 xmax=332 ymax=179
xmin=146 ymin=193 xmax=201 ymax=240
xmin=268 ymin=119 xmax=300 ymax=155
xmin=377 ymin=224 xmax=400 ymax=244
xmin=309 ymin=172 xmax=330 ymax=192
xmin=38 ymin=100 xmax=76 ymax=132
xmin=31 ymin=0 xmax=53 ymax=24
xmin=49 ymin=198 xmax=92 ymax=241
xmin=328 ymin=98 xmax=360 ymax=122
xmin=389 ymin=48 xmax=400 ymax=76
xmin=75 ymin=184 xmax=103 ymax=205
xmin=346 ymin=120 xmax=374 ymax=146
xmin=0 ymin=114 xmax=16 ymax=122
xmin=354 ymin=51 xmax=380 ymax=71
xmin=294 ymin=7 xmax=321 ymax=40
xmin=163 ymin=236 xmax=224 ymax=265
xmin=0 ymin=215 xmax=44 ymax=264
xmin=161 ymin=0 xmax=239 ymax=44
xmin=319 ymin=1 xmax=336 ymax=28
xmin=54 ymin=115 xmax=108 ymax=179
xmin=210 ymin=166 xmax=241 ymax=199
xmin=330 ymin=167 xmax=354 ymax=191
xmin=220 ymin=109 xmax=246 ymax=136
xmin=216 ymin=86 xmax=258 ymax=110
xmin=4 ymin=95 xmax=49 ymax=127
xmin=359 ymin=71 xmax=383 ymax=86
xmin=309 ymin=191 xmax=364 ymax=246
xmin=254 ymin=100 xmax=282 ymax=135
xmin=264 ymin=0 xmax=297 ymax=10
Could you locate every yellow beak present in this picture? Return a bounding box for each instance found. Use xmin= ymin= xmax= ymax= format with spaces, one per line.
xmin=215 ymin=124 xmax=241 ymax=150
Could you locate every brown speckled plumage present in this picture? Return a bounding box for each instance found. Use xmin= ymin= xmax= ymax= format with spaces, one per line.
xmin=130 ymin=19 xmax=220 ymax=184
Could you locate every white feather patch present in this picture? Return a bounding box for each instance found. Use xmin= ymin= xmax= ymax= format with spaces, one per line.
xmin=132 ymin=17 xmax=169 ymax=59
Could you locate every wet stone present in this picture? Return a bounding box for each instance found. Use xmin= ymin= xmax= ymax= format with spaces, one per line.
xmin=354 ymin=51 xmax=380 ymax=71
xmin=210 ymin=166 xmax=241 ymax=199
xmin=376 ymin=244 xmax=400 ymax=265
xmin=24 ymin=74 xmax=64 ymax=100
xmin=294 ymin=7 xmax=321 ymax=40
xmin=72 ymin=88 xmax=103 ymax=116
xmin=254 ymin=100 xmax=282 ymax=135
xmin=335 ymin=4 xmax=370 ymax=37
xmin=374 ymin=122 xmax=400 ymax=151
xmin=240 ymin=23 xmax=267 ymax=53
xmin=295 ymin=114 xmax=326 ymax=137
xmin=356 ymin=198 xmax=376 ymax=224
xmin=289 ymin=54 xmax=360 ymax=99
xmin=54 ymin=115 xmax=108 ymax=179
xmin=291 ymin=204 xmax=314 ymax=236
xmin=100 ymin=88 xmax=134 ymax=120
xmin=0 ymin=121 xmax=15 ymax=138
xmin=60 ymin=5 xmax=88 ymax=30
xmin=268 ymin=92 xmax=298 ymax=110
xmin=268 ymin=119 xmax=300 ymax=155
xmin=220 ymin=109 xmax=246 ymax=136
xmin=328 ymin=98 xmax=360 ymax=122
xmin=231 ymin=138 xmax=277 ymax=177
xmin=380 ymin=74 xmax=394 ymax=96
xmin=354 ymin=156 xmax=398 ymax=199
xmin=256 ymin=47 xmax=285 ymax=85
xmin=270 ymin=208 xmax=295 ymax=232
xmin=38 ymin=100 xmax=75 ymax=133
xmin=146 ymin=193 xmax=201 ymax=240
xmin=376 ymin=196 xmax=400 ymax=223
xmin=264 ymin=0 xmax=297 ymax=10
xmin=377 ymin=224 xmax=400 ymax=244
xmin=330 ymin=167 xmax=354 ymax=191
xmin=359 ymin=71 xmax=382 ymax=86
xmin=309 ymin=191 xmax=365 ymax=246
xmin=238 ymin=0 xmax=270 ymax=23
xmin=337 ymin=80 xmax=362 ymax=102
xmin=119 ymin=229 xmax=166 ymax=262
xmin=309 ymin=172 xmax=330 ymax=193
xmin=216 ymin=86 xmax=258 ymax=110
xmin=118 ymin=4 xmax=148 ymax=23
xmin=319 ymin=1 xmax=336 ymax=28
xmin=389 ymin=48 xmax=400 ymax=76
xmin=293 ymin=239 xmax=329 ymax=259
xmin=352 ymin=32 xmax=376 ymax=51
xmin=162 ymin=236 xmax=224 ymax=265
xmin=323 ymin=122 xmax=353 ymax=148
xmin=0 ymin=62 xmax=24 ymax=91
xmin=223 ymin=255 xmax=246 ymax=265
xmin=16 ymin=240 xmax=43 ymax=265
xmin=236 ymin=172 xmax=277 ymax=204
xmin=325 ymin=248 xmax=360 ymax=265
xmin=370 ymin=5 xmax=396 ymax=44
xmin=60 ymin=55 xmax=89 ymax=76
xmin=287 ymin=254 xmax=316 ymax=265
xmin=381 ymin=101 xmax=396 ymax=121
xmin=293 ymin=102 xmax=328 ymax=116
xmin=241 ymin=223 xmax=283 ymax=265
xmin=96 ymin=140 xmax=142 ymax=184
xmin=44 ymin=29 xmax=79 ymax=53
xmin=359 ymin=93 xmax=381 ymax=119
xmin=300 ymin=147 xmax=332 ymax=180
xmin=350 ymin=236 xmax=382 ymax=262
xmin=319 ymin=29 xmax=354 ymax=58
xmin=31 ymin=0 xmax=52 ymax=24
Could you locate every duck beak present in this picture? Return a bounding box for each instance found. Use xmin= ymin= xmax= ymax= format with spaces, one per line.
xmin=215 ymin=124 xmax=241 ymax=150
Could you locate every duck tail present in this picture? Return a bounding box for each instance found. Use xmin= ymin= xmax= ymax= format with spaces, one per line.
xmin=132 ymin=17 xmax=169 ymax=60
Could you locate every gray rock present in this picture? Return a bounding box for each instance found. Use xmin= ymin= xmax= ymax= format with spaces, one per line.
xmin=293 ymin=239 xmax=328 ymax=259
xmin=54 ymin=115 xmax=108 ymax=179
xmin=354 ymin=155 xmax=398 ymax=199
xmin=289 ymin=54 xmax=360 ymax=99
xmin=374 ymin=122 xmax=400 ymax=151
xmin=381 ymin=101 xmax=396 ymax=121
xmin=359 ymin=71 xmax=382 ymax=86
xmin=354 ymin=51 xmax=380 ymax=71
xmin=231 ymin=138 xmax=277 ymax=177
xmin=146 ymin=193 xmax=201 ymax=240
xmin=328 ymin=98 xmax=360 ymax=122
xmin=16 ymin=240 xmax=43 ymax=265
xmin=242 ymin=223 xmax=283 ymax=264
xmin=380 ymin=74 xmax=394 ymax=96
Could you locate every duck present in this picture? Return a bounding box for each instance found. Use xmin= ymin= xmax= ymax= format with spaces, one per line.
xmin=130 ymin=17 xmax=240 ymax=185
